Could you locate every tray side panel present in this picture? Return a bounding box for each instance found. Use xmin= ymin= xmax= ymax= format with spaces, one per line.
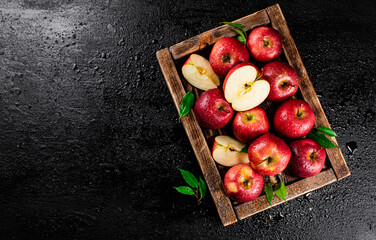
xmin=266 ymin=4 xmax=350 ymax=180
xmin=156 ymin=48 xmax=237 ymax=226
xmin=169 ymin=9 xmax=270 ymax=61
xmin=235 ymin=168 xmax=337 ymax=220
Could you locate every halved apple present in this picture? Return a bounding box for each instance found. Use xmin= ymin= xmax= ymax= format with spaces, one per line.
xmin=182 ymin=54 xmax=220 ymax=91
xmin=223 ymin=63 xmax=270 ymax=111
xmin=212 ymin=135 xmax=249 ymax=167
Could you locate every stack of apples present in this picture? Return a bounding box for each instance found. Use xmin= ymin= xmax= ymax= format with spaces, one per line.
xmin=182 ymin=26 xmax=326 ymax=203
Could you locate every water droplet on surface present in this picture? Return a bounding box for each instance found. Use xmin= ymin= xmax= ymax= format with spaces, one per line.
xmin=346 ymin=141 xmax=357 ymax=154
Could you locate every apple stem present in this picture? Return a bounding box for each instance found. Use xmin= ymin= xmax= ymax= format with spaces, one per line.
xmin=310 ymin=148 xmax=323 ymax=159
xmin=218 ymin=105 xmax=230 ymax=113
xmin=296 ymin=103 xmax=304 ymax=117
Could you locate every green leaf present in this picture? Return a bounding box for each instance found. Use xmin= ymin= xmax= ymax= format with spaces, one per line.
xmin=274 ymin=182 xmax=287 ymax=202
xmin=236 ymin=146 xmax=248 ymax=155
xmin=317 ymin=126 xmax=338 ymax=137
xmin=178 ymin=91 xmax=194 ymax=122
xmin=178 ymin=168 xmax=199 ymax=188
xmin=173 ymin=186 xmax=195 ymax=195
xmin=198 ymin=176 xmax=207 ymax=199
xmin=308 ymin=130 xmax=340 ymax=149
xmin=265 ymin=183 xmax=273 ymax=206
xmin=220 ymin=22 xmax=246 ymax=30
xmin=236 ymin=35 xmax=246 ymax=45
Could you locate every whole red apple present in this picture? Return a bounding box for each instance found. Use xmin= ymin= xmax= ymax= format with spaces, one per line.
xmin=247 ymin=26 xmax=282 ymax=63
xmin=262 ymin=61 xmax=299 ymax=102
xmin=273 ymin=99 xmax=315 ymax=138
xmin=194 ymin=88 xmax=234 ymax=129
xmin=248 ymin=134 xmax=291 ymax=176
xmin=288 ymin=138 xmax=326 ymax=178
xmin=209 ymin=37 xmax=249 ymax=78
xmin=232 ymin=107 xmax=269 ymax=143
xmin=224 ymin=164 xmax=263 ymax=203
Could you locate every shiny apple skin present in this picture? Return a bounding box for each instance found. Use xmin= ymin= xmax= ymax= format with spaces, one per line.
xmin=232 ymin=107 xmax=269 ymax=143
xmin=273 ymin=99 xmax=315 ymax=138
xmin=209 ymin=37 xmax=249 ymax=78
xmin=262 ymin=61 xmax=299 ymax=102
xmin=248 ymin=134 xmax=291 ymax=176
xmin=288 ymin=138 xmax=326 ymax=178
xmin=194 ymin=88 xmax=234 ymax=129
xmin=224 ymin=164 xmax=264 ymax=203
xmin=247 ymin=26 xmax=282 ymax=63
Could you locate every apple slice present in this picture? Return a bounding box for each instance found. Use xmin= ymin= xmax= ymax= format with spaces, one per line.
xmin=182 ymin=54 xmax=220 ymax=91
xmin=212 ymin=135 xmax=248 ymax=167
xmin=223 ymin=63 xmax=270 ymax=111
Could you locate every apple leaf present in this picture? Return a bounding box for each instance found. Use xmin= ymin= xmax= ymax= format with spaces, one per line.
xmin=308 ymin=130 xmax=340 ymax=149
xmin=274 ymin=182 xmax=287 ymax=202
xmin=173 ymin=186 xmax=195 ymax=195
xmin=178 ymin=168 xmax=199 ymax=188
xmin=198 ymin=176 xmax=207 ymax=199
xmin=265 ymin=183 xmax=273 ymax=206
xmin=317 ymin=126 xmax=338 ymax=137
xmin=220 ymin=22 xmax=246 ymax=30
xmin=236 ymin=146 xmax=248 ymax=155
xmin=179 ymin=91 xmax=194 ymax=122
xmin=231 ymin=28 xmax=246 ymax=45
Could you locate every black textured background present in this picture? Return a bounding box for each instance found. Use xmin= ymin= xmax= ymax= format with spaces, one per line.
xmin=0 ymin=0 xmax=375 ymax=239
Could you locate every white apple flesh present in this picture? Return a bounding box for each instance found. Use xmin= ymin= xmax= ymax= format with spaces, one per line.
xmin=223 ymin=63 xmax=270 ymax=111
xmin=212 ymin=135 xmax=249 ymax=167
xmin=182 ymin=54 xmax=220 ymax=91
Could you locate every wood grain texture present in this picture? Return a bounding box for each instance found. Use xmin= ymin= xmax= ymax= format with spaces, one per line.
xmin=234 ymin=168 xmax=337 ymax=220
xmin=266 ymin=4 xmax=350 ymax=180
xmin=156 ymin=49 xmax=237 ymax=226
xmin=169 ymin=9 xmax=270 ymax=61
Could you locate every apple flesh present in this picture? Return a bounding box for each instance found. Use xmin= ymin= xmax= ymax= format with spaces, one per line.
xmin=232 ymin=107 xmax=269 ymax=143
xmin=273 ymin=99 xmax=315 ymax=138
xmin=247 ymin=26 xmax=282 ymax=63
xmin=212 ymin=136 xmax=249 ymax=167
xmin=224 ymin=164 xmax=263 ymax=203
xmin=182 ymin=54 xmax=220 ymax=91
xmin=262 ymin=61 xmax=299 ymax=102
xmin=223 ymin=63 xmax=270 ymax=111
xmin=209 ymin=37 xmax=249 ymax=78
xmin=194 ymin=88 xmax=234 ymax=129
xmin=248 ymin=134 xmax=291 ymax=176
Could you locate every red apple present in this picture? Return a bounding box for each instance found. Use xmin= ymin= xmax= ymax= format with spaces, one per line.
xmin=194 ymin=88 xmax=234 ymax=129
xmin=223 ymin=63 xmax=270 ymax=111
xmin=288 ymin=138 xmax=326 ymax=178
xmin=224 ymin=164 xmax=263 ymax=203
xmin=262 ymin=61 xmax=299 ymax=102
xmin=273 ymin=99 xmax=315 ymax=138
xmin=209 ymin=37 xmax=249 ymax=78
xmin=212 ymin=136 xmax=249 ymax=167
xmin=248 ymin=134 xmax=291 ymax=176
xmin=232 ymin=107 xmax=269 ymax=143
xmin=247 ymin=26 xmax=282 ymax=63
xmin=182 ymin=54 xmax=220 ymax=91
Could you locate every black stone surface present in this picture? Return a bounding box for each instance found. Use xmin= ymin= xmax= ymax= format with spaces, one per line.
xmin=0 ymin=0 xmax=375 ymax=239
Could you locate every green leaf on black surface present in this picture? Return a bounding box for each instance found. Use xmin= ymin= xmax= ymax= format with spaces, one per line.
xmin=265 ymin=183 xmax=273 ymax=206
xmin=220 ymin=22 xmax=246 ymax=30
xmin=274 ymin=182 xmax=287 ymax=202
xmin=308 ymin=130 xmax=340 ymax=149
xmin=198 ymin=176 xmax=207 ymax=199
xmin=178 ymin=91 xmax=194 ymax=122
xmin=317 ymin=126 xmax=338 ymax=137
xmin=178 ymin=168 xmax=199 ymax=188
xmin=236 ymin=146 xmax=248 ymax=155
xmin=173 ymin=186 xmax=195 ymax=195
xmin=231 ymin=28 xmax=246 ymax=45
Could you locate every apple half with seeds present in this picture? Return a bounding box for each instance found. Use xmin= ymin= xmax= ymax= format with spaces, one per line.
xmin=223 ymin=63 xmax=270 ymax=111
xmin=212 ymin=135 xmax=249 ymax=167
xmin=182 ymin=54 xmax=220 ymax=91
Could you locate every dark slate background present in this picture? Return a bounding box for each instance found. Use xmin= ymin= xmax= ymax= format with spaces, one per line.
xmin=0 ymin=0 xmax=375 ymax=239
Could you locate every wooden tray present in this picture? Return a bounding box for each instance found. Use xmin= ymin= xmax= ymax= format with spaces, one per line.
xmin=156 ymin=3 xmax=350 ymax=226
